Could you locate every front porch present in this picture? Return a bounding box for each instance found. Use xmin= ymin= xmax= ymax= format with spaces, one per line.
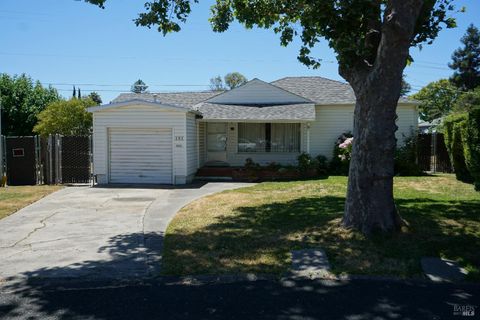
xmin=197 ymin=121 xmax=310 ymax=168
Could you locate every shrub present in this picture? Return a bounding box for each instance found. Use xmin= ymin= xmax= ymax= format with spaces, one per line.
xmin=329 ymin=132 xmax=353 ymax=175
xmin=462 ymin=109 xmax=480 ymax=190
xmin=244 ymin=158 xmax=260 ymax=171
xmin=442 ymin=114 xmax=473 ymax=183
xmin=315 ymin=155 xmax=329 ymax=176
xmin=297 ymin=152 xmax=318 ymax=176
xmin=266 ymin=161 xmax=282 ymax=171
xmin=394 ymin=133 xmax=423 ymax=176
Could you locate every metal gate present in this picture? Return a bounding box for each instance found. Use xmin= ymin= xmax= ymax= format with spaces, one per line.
xmin=60 ymin=136 xmax=92 ymax=183
xmin=5 ymin=136 xmax=42 ymax=185
xmin=1 ymin=134 xmax=92 ymax=185
xmin=43 ymin=135 xmax=92 ymax=184
xmin=417 ymin=133 xmax=452 ymax=173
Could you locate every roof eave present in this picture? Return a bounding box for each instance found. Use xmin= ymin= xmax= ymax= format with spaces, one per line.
xmin=199 ymin=118 xmax=315 ymax=122
xmin=87 ymin=99 xmax=201 ymax=115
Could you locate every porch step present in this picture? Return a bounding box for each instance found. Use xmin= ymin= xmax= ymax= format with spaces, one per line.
xmin=195 ymin=176 xmax=233 ymax=181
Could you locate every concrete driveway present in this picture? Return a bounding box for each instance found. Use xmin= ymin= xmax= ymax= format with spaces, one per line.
xmin=0 ymin=182 xmax=251 ymax=281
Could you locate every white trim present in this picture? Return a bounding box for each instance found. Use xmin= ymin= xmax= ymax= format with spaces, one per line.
xmin=198 ymin=119 xmax=314 ymax=123
xmin=196 ymin=119 xmax=200 ymax=169
xmin=306 ymin=123 xmax=310 ymax=154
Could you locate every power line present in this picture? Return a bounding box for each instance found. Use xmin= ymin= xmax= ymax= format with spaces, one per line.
xmin=46 ymin=83 xmax=210 ymax=87
xmin=0 ymin=51 xmax=453 ymax=71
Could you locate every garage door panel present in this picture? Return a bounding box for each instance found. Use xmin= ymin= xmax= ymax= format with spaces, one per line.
xmin=109 ymin=128 xmax=173 ymax=184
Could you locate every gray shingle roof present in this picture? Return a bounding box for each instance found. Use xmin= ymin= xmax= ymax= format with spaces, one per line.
xmin=110 ymin=77 xmax=416 ymax=119
xmin=272 ymin=76 xmax=414 ymax=104
xmin=196 ymin=102 xmax=316 ymax=121
xmin=272 ymin=76 xmax=355 ymax=105
xmin=113 ymin=91 xmax=222 ymax=108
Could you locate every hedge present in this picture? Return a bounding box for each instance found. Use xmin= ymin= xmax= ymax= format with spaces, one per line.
xmin=442 ymin=113 xmax=473 ymax=183
xmin=462 ymin=109 xmax=480 ymax=190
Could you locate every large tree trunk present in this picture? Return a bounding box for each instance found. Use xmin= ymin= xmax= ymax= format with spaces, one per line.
xmin=341 ymin=0 xmax=423 ymax=234
xmin=343 ymin=80 xmax=403 ymax=234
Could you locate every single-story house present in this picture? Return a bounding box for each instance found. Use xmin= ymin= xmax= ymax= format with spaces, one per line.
xmin=88 ymin=77 xmax=418 ymax=184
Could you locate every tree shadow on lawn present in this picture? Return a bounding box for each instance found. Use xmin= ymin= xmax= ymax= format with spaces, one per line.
xmin=163 ymin=196 xmax=480 ymax=279
xmin=1 ymin=231 xmax=479 ymax=320
xmin=0 ymin=200 xmax=478 ymax=319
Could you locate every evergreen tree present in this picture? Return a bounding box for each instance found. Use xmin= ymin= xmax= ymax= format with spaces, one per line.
xmin=131 ymin=79 xmax=148 ymax=94
xmin=449 ymin=24 xmax=480 ymax=91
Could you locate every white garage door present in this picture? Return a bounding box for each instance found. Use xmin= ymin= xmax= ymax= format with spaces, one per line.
xmin=109 ymin=128 xmax=173 ymax=184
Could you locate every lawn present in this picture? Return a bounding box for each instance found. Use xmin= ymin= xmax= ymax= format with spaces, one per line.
xmin=163 ymin=174 xmax=480 ymax=280
xmin=0 ymin=185 xmax=62 ymax=220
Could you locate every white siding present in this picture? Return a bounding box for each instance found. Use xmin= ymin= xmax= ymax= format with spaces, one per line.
xmin=186 ymin=113 xmax=198 ymax=177
xmin=207 ymin=79 xmax=310 ymax=105
xmin=221 ymin=122 xmax=308 ymax=166
xmin=309 ymin=104 xmax=418 ymax=159
xmin=92 ymin=104 xmax=189 ymax=184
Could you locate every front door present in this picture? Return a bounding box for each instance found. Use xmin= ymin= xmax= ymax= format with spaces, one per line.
xmin=206 ymin=123 xmax=227 ymax=164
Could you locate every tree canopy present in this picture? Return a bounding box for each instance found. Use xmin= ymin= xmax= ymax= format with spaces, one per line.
xmin=453 ymin=87 xmax=480 ymax=113
xmin=224 ymin=72 xmax=247 ymax=89
xmin=88 ymin=92 xmax=103 ymax=105
xmin=412 ymin=79 xmax=460 ymax=122
xmin=209 ymin=72 xmax=247 ymax=90
xmin=449 ymin=24 xmax=480 ymax=91
xmin=0 ymin=73 xmax=60 ymax=136
xmin=131 ymin=79 xmax=148 ymax=93
xmin=33 ymin=98 xmax=94 ymax=136
xmin=86 ymin=0 xmax=455 ymax=75
xmin=209 ymin=76 xmax=225 ymax=91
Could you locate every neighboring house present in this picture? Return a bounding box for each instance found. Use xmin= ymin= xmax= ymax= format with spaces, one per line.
xmin=418 ymin=118 xmax=442 ymax=133
xmin=88 ymin=77 xmax=418 ymax=184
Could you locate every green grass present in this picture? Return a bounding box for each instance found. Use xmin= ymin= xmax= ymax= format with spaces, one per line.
xmin=0 ymin=185 xmax=62 ymax=220
xmin=163 ymin=174 xmax=480 ymax=280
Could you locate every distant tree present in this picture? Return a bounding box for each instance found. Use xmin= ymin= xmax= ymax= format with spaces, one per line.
xmin=453 ymin=87 xmax=480 ymax=113
xmin=412 ymin=79 xmax=460 ymax=122
xmin=401 ymin=75 xmax=412 ymax=97
xmin=33 ymin=98 xmax=94 ymax=136
xmin=131 ymin=79 xmax=148 ymax=93
xmin=209 ymin=76 xmax=225 ymax=91
xmin=88 ymin=92 xmax=102 ymax=104
xmin=78 ymin=87 xmax=82 ymax=99
xmin=224 ymin=72 xmax=247 ymax=89
xmin=449 ymin=24 xmax=480 ymax=91
xmin=0 ymin=73 xmax=60 ymax=136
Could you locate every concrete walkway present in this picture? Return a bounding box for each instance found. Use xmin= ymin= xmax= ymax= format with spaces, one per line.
xmin=0 ymin=182 xmax=251 ymax=281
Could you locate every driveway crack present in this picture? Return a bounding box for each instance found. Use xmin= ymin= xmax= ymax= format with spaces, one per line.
xmin=1 ymin=211 xmax=60 ymax=249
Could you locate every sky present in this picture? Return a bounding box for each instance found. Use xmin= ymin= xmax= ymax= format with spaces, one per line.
xmin=1 ymin=0 xmax=479 ymax=103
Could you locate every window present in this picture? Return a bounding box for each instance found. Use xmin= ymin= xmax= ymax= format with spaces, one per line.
xmin=238 ymin=123 xmax=300 ymax=153
xmin=207 ymin=123 xmax=227 ymax=152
